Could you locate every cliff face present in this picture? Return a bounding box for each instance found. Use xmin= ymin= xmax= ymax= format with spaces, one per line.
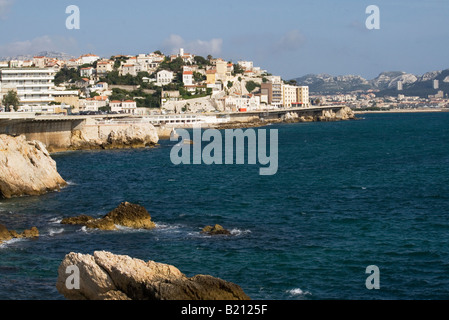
xmin=56 ymin=251 xmax=250 ymax=300
xmin=0 ymin=134 xmax=67 ymax=198
xmin=70 ymin=123 xmax=159 ymax=151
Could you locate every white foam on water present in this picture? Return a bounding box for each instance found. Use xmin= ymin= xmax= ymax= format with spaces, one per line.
xmin=49 ymin=217 xmax=62 ymax=224
xmin=230 ymin=228 xmax=252 ymax=236
xmin=47 ymin=228 xmax=65 ymax=237
xmin=66 ymin=181 xmax=77 ymax=186
xmin=287 ymin=288 xmax=312 ymax=297
xmin=0 ymin=238 xmax=25 ymax=249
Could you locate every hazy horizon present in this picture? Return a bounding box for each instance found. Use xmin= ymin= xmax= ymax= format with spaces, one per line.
xmin=0 ymin=0 xmax=448 ymax=80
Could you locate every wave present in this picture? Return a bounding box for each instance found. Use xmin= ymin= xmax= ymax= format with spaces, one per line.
xmin=0 ymin=238 xmax=25 ymax=249
xmin=230 ymin=228 xmax=252 ymax=236
xmin=49 ymin=217 xmax=62 ymax=224
xmin=47 ymin=228 xmax=65 ymax=237
xmin=287 ymin=288 xmax=312 ymax=297
xmin=66 ymin=181 xmax=78 ymax=186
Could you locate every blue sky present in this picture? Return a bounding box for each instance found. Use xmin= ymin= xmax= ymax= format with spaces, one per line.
xmin=0 ymin=0 xmax=448 ymax=80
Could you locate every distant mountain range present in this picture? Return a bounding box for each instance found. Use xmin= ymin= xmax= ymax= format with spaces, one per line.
xmin=0 ymin=51 xmax=75 ymax=62
xmin=294 ymin=69 xmax=449 ymax=98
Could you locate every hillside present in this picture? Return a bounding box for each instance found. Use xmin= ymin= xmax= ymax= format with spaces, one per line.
xmin=294 ymin=69 xmax=449 ymax=98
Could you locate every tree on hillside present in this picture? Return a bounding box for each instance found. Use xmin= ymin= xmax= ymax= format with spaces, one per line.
xmin=54 ymin=67 xmax=81 ymax=86
xmin=245 ymin=80 xmax=259 ymax=93
xmin=232 ymin=63 xmax=244 ymax=75
xmin=2 ymin=90 xmax=20 ymax=112
xmin=194 ymin=56 xmax=208 ymax=66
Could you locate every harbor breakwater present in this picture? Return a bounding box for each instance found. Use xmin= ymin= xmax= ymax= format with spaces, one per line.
xmin=0 ymin=106 xmax=355 ymax=152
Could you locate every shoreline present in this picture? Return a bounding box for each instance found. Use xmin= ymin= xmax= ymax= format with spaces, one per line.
xmin=354 ymin=108 xmax=448 ymax=114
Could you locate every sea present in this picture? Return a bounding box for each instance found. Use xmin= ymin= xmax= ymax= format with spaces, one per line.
xmin=1 ymin=112 xmax=449 ymax=300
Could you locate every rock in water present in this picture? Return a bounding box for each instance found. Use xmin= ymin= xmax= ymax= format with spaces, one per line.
xmin=0 ymin=134 xmax=66 ymax=198
xmin=56 ymin=251 xmax=250 ymax=300
xmin=103 ymin=202 xmax=156 ymax=229
xmin=60 ymin=202 xmax=156 ymax=230
xmin=201 ymin=224 xmax=231 ymax=235
xmin=0 ymin=224 xmax=39 ymax=244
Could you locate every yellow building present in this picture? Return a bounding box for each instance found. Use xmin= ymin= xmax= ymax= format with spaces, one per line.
xmin=206 ymin=69 xmax=216 ymax=84
xmin=215 ymin=59 xmax=228 ymax=81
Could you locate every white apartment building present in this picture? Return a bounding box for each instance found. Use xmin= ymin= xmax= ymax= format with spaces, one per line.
xmin=110 ymin=100 xmax=137 ymax=114
xmin=157 ymin=70 xmax=175 ymax=86
xmin=0 ymin=68 xmax=56 ymax=110
xmin=282 ymin=84 xmax=298 ymax=108
xmin=80 ymin=54 xmax=100 ymax=65
xmin=282 ymin=84 xmax=310 ymax=107
xmin=238 ymin=60 xmax=254 ymax=70
xmin=296 ymin=86 xmax=309 ymax=106
xmin=225 ymin=94 xmax=261 ymax=111
xmin=183 ymin=71 xmax=194 ymax=86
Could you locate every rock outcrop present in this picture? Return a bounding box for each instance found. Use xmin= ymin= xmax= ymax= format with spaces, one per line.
xmin=61 ymin=202 xmax=156 ymax=231
xmin=0 ymin=223 xmax=39 ymax=244
xmin=56 ymin=251 xmax=250 ymax=300
xmin=0 ymin=134 xmax=67 ymax=198
xmin=70 ymin=124 xmax=159 ymax=151
xmin=201 ymin=224 xmax=231 ymax=236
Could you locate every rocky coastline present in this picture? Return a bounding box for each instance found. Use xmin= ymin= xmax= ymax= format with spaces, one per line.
xmin=0 ymin=134 xmax=67 ymax=199
xmin=0 ymin=224 xmax=39 ymax=244
xmin=56 ymin=250 xmax=250 ymax=300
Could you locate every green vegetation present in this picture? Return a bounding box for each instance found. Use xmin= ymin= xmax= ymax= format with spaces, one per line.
xmin=109 ymin=88 xmax=161 ymax=108
xmin=245 ymin=80 xmax=260 ymax=93
xmin=232 ymin=63 xmax=244 ymax=75
xmin=2 ymin=90 xmax=20 ymax=111
xmin=54 ymin=67 xmax=81 ymax=86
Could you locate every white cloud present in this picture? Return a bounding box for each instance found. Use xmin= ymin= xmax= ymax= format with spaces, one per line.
xmin=0 ymin=35 xmax=78 ymax=57
xmin=0 ymin=0 xmax=14 ymax=18
xmin=276 ymin=30 xmax=305 ymax=52
xmin=162 ymin=34 xmax=223 ymax=57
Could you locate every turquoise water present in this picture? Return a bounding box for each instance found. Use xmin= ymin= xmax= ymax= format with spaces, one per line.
xmin=1 ymin=112 xmax=449 ymax=300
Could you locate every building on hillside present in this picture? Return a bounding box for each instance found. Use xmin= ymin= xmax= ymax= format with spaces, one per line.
xmin=206 ymin=69 xmax=216 ymax=84
xmin=96 ymin=60 xmax=113 ymax=78
xmin=296 ymin=86 xmax=309 ymax=107
xmin=52 ymin=90 xmax=80 ymax=112
xmin=183 ymin=70 xmax=194 ymax=86
xmin=225 ymin=93 xmax=261 ymax=112
xmin=121 ymin=64 xmax=137 ymax=77
xmin=80 ymin=67 xmax=95 ymax=78
xmin=33 ymin=56 xmax=47 ymax=68
xmin=156 ymin=70 xmax=175 ymax=86
xmin=109 ymin=100 xmax=137 ymax=114
xmin=0 ymin=68 xmax=56 ymax=110
xmin=238 ymin=61 xmax=254 ymax=70
xmin=80 ymin=54 xmax=100 ymax=65
xmin=215 ymin=59 xmax=228 ymax=81
xmin=261 ymin=79 xmax=283 ymax=107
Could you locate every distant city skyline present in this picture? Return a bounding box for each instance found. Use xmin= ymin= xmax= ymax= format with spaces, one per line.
xmin=0 ymin=0 xmax=448 ymax=80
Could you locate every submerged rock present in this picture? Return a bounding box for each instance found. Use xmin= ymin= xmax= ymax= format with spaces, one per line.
xmin=61 ymin=202 xmax=156 ymax=231
xmin=0 ymin=134 xmax=67 ymax=198
xmin=0 ymin=223 xmax=39 ymax=244
xmin=201 ymin=224 xmax=231 ymax=236
xmin=56 ymin=251 xmax=250 ymax=300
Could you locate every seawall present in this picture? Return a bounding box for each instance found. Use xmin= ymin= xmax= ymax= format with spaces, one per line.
xmin=0 ymin=106 xmax=355 ymax=150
